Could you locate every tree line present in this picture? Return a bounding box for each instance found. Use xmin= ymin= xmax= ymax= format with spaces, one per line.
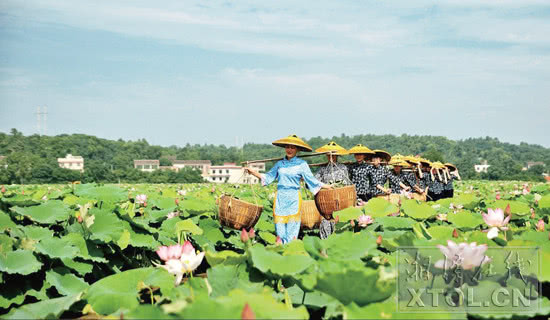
xmin=0 ymin=129 xmax=548 ymax=184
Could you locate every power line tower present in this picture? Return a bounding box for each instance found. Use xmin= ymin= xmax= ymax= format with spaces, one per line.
xmin=35 ymin=106 xmax=48 ymax=136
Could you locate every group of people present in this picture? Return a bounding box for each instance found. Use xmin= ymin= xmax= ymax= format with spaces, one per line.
xmin=244 ymin=134 xmax=461 ymax=243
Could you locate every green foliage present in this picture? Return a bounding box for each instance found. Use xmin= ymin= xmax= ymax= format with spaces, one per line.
xmin=1 ymin=130 xmax=549 ymax=183
xmin=0 ymin=181 xmax=548 ymax=319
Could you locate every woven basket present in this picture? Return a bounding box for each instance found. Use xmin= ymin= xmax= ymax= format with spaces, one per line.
xmin=218 ymin=195 xmax=263 ymax=230
xmin=412 ymin=193 xmax=427 ymax=202
xmin=300 ymin=200 xmax=322 ymax=229
xmin=315 ymin=185 xmax=357 ymax=219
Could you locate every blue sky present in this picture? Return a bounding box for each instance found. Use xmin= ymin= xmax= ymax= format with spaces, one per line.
xmin=1 ymin=0 xmax=549 ymax=148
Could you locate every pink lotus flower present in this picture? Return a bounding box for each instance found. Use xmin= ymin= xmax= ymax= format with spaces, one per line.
xmin=156 ymin=244 xmax=185 ymax=261
xmin=522 ymin=187 xmax=530 ymax=195
xmin=482 ymin=208 xmax=510 ymax=239
xmin=177 ymin=189 xmax=187 ymax=196
xmin=155 ymin=241 xmax=204 ymax=285
xmin=136 ymin=194 xmax=147 ymax=205
xmin=435 ymin=240 xmax=491 ymax=270
xmin=536 ymin=219 xmax=545 ymax=232
xmin=241 ymin=229 xmax=249 ymax=243
xmin=357 ymin=214 xmax=374 ymax=227
xmin=241 ymin=303 xmax=256 ymax=320
xmin=496 ymin=193 xmax=501 ymax=200
xmin=166 ymin=211 xmax=180 ymax=219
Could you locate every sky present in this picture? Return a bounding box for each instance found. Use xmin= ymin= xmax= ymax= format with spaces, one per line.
xmin=1 ymin=0 xmax=549 ymax=148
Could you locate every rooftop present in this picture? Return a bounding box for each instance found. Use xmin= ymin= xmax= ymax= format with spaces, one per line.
xmin=134 ymin=159 xmax=160 ymax=164
xmin=173 ymin=160 xmax=212 ymax=165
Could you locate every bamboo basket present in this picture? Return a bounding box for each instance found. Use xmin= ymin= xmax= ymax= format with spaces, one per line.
xmin=218 ymin=195 xmax=263 ymax=230
xmin=315 ymin=185 xmax=357 ymax=219
xmin=300 ymin=200 xmax=322 ymax=229
xmin=412 ymin=193 xmax=427 ymax=202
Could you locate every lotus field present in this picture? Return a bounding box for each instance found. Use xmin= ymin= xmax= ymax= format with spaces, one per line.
xmin=1 ymin=181 xmax=549 ymax=319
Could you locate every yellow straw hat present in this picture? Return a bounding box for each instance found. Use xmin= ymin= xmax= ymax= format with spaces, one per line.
xmin=389 ymin=159 xmax=411 ymax=168
xmin=315 ymin=141 xmax=348 ymax=155
xmin=404 ymin=155 xmax=421 ymax=165
xmin=391 ymin=153 xmax=405 ymax=162
xmin=445 ymin=163 xmax=457 ymax=170
xmin=272 ymin=134 xmax=313 ymax=152
xmin=419 ymin=158 xmax=432 ymax=167
xmin=348 ymin=144 xmax=375 ymax=155
xmin=431 ymin=161 xmax=446 ymax=169
xmin=372 ymin=149 xmax=392 ymax=162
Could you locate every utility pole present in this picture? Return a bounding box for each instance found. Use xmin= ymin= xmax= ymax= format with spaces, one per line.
xmin=35 ymin=106 xmax=48 ymax=136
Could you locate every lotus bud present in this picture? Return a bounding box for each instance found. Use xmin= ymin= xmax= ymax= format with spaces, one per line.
xmin=530 ymin=208 xmax=535 ymax=219
xmin=496 ymin=193 xmax=501 ymax=200
xmin=1 ymin=185 xmax=5 ymax=193
xmin=240 ymin=228 xmax=249 ymax=243
xmin=21 ymin=190 xmax=25 ymax=195
xmin=77 ymin=215 xmax=83 ymax=224
xmin=175 ymin=198 xmax=179 ymax=206
xmin=536 ymin=219 xmax=545 ymax=232
xmin=452 ymin=229 xmax=459 ymax=238
xmin=248 ymin=228 xmax=255 ymax=239
xmin=376 ymin=235 xmax=383 ymax=245
xmin=241 ymin=303 xmax=255 ymax=320
xmin=143 ymin=202 xmax=147 ymax=207
xmin=504 ymin=204 xmax=511 ymax=216
xmin=350 ymin=219 xmax=356 ymax=227
xmin=275 ymin=236 xmax=282 ymax=246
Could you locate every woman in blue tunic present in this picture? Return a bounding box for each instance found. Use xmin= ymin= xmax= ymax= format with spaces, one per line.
xmin=245 ymin=135 xmax=332 ymax=243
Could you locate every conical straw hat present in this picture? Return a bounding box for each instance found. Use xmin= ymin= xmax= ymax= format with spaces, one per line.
xmin=431 ymin=161 xmax=446 ymax=169
xmin=444 ymin=162 xmax=457 ymax=170
xmin=348 ymin=144 xmax=375 ymax=155
xmin=315 ymin=141 xmax=348 ymax=155
xmin=404 ymin=155 xmax=421 ymax=164
xmin=419 ymin=158 xmax=432 ymax=167
xmin=389 ymin=159 xmax=411 ymax=168
xmin=372 ymin=149 xmax=391 ymax=162
xmin=272 ymin=134 xmax=313 ymax=152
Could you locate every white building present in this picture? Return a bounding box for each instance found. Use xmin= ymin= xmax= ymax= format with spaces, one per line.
xmin=172 ymin=160 xmax=212 ymax=177
xmin=134 ymin=160 xmax=159 ymax=172
xmin=474 ymin=164 xmax=490 ymax=173
xmin=58 ymin=154 xmax=84 ymax=172
xmin=207 ymin=162 xmax=265 ymax=184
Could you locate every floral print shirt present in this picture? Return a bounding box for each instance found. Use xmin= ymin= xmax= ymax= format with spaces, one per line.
xmin=444 ymin=175 xmax=455 ymax=191
xmin=315 ymin=162 xmax=351 ymax=185
xmin=428 ymin=170 xmax=445 ymax=195
xmin=388 ymin=171 xmax=407 ymax=194
xmin=402 ymin=170 xmax=417 ymax=188
xmin=347 ymin=162 xmax=370 ymax=196
xmin=366 ymin=165 xmax=391 ymax=196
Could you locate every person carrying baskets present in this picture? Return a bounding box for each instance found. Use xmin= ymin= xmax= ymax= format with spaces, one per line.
xmin=365 ymin=150 xmax=393 ymax=198
xmin=428 ymin=161 xmax=446 ymax=201
xmin=245 ymin=134 xmax=332 ymax=244
xmin=313 ymin=141 xmax=349 ymax=239
xmin=347 ymin=144 xmax=375 ymax=202
xmin=443 ymin=163 xmax=460 ymax=198
xmin=387 ymin=158 xmax=413 ymax=194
